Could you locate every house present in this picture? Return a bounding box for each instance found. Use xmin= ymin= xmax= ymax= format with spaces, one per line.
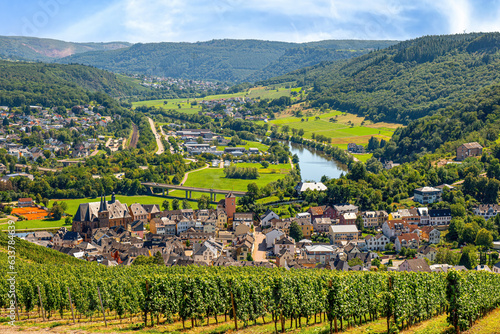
xmin=308 ymin=206 xmax=326 ymax=221
xmin=414 ymin=187 xmax=442 ymax=204
xmin=304 ymin=244 xmax=338 ymax=264
xmin=276 ymin=249 xmax=295 ymax=268
xmin=428 ymin=209 xmax=452 ymax=226
xmin=398 ymin=258 xmax=431 ymax=272
xmin=456 ymin=142 xmax=483 ymax=161
xmin=395 ymin=233 xmax=420 ymax=252
xmin=235 ymin=235 xmax=254 ymax=261
xmin=420 ymin=226 xmax=441 ymax=244
xmin=474 ymin=265 xmax=492 ymax=272
xmin=295 ymin=182 xmax=327 ymax=195
xmin=129 ymin=220 xmax=144 ymax=238
xmin=417 ymin=246 xmax=437 ymax=262
xmin=382 ymin=221 xmax=411 ymax=239
xmin=128 ymin=203 xmax=148 ymax=224
xmin=265 ymin=229 xmax=285 ymax=249
xmin=473 ymin=204 xmax=500 ymax=220
xmin=233 ymin=212 xmax=253 ymax=228
xmin=493 ymin=262 xmax=500 ymax=274
xmin=364 ymin=234 xmax=390 ymax=251
xmin=192 ymin=240 xmax=219 ymax=264
xmin=234 ymin=223 xmax=251 ymax=237
xmin=53 ymin=231 xmax=83 ymax=247
xmin=18 ymin=197 xmax=34 ymax=207
xmin=142 ymin=204 xmax=160 ymax=221
xmin=296 ymin=218 xmax=314 ymax=239
xmin=361 ymin=210 xmax=388 ymax=228
xmin=329 ymin=225 xmax=359 ymax=246
xmin=313 ymin=217 xmax=334 ymax=233
xmin=273 ymin=235 xmax=296 ymax=255
xmin=260 ymin=209 xmax=280 ymax=227
xmin=333 ymin=204 xmax=359 ymax=219
xmin=347 ymin=143 xmax=365 ymax=153
xmin=417 ymin=207 xmax=430 ymax=225
xmin=339 ymin=212 xmax=357 ymax=225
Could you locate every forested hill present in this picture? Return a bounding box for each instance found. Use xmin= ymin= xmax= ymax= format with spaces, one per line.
xmin=56 ymin=39 xmax=397 ymax=82
xmin=263 ymin=33 xmax=500 ymax=124
xmin=0 ymin=60 xmax=141 ymax=108
xmin=377 ymin=82 xmax=500 ymax=162
xmin=0 ymin=36 xmax=130 ymax=61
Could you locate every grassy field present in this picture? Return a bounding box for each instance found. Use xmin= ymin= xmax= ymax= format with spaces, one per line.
xmin=1 ymin=195 xmax=180 ymax=231
xmin=263 ymin=110 xmax=400 ymax=148
xmin=183 ymin=162 xmax=291 ymax=191
xmin=5 ymin=307 xmax=500 ymax=334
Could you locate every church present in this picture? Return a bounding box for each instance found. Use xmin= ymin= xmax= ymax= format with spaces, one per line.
xmin=72 ymin=193 xmax=133 ymax=241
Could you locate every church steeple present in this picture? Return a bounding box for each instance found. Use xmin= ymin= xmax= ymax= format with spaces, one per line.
xmin=99 ymin=194 xmax=104 ymax=212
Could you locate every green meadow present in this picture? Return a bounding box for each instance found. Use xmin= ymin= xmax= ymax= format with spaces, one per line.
xmin=183 ymin=162 xmax=291 ymax=192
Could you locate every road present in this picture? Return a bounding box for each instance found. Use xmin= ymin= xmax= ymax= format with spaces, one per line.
xmin=148 ymin=117 xmax=164 ymax=155
xmin=252 ymin=231 xmax=267 ymax=262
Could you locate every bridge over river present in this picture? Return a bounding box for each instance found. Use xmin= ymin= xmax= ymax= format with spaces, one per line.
xmin=142 ymin=182 xmax=247 ymax=202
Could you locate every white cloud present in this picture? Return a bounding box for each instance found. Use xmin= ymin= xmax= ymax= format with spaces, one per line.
xmin=49 ymin=0 xmax=500 ymax=43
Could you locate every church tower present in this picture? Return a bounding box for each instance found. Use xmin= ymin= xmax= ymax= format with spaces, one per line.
xmin=98 ymin=194 xmax=110 ymax=228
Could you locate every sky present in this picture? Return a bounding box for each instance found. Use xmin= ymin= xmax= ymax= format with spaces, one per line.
xmin=0 ymin=0 xmax=500 ymax=43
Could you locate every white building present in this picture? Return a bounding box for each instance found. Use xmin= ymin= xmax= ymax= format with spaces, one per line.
xmin=414 ymin=187 xmax=442 ymax=204
xmin=295 ymin=182 xmax=327 ymax=195
xmin=364 ymin=234 xmax=390 ymax=251
xmin=473 ymin=204 xmax=500 ymax=220
xmin=265 ymin=229 xmax=285 ymax=248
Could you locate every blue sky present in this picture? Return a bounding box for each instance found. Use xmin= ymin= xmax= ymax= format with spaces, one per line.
xmin=1 ymin=0 xmax=500 ymax=43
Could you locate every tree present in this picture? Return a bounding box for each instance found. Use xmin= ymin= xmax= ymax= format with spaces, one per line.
xmin=172 ymin=199 xmax=180 ymax=210
xmin=460 ymin=223 xmax=479 ymax=244
xmin=247 ymin=182 xmax=259 ymax=199
xmin=298 ymin=129 xmax=305 ymax=137
xmin=475 ymin=228 xmax=493 ymax=248
xmin=355 ymin=215 xmax=364 ymax=231
xmin=459 ymin=245 xmax=479 ymax=269
xmin=50 ymin=204 xmax=64 ymax=220
xmin=371 ymin=258 xmax=381 ymax=268
xmin=399 ymin=247 xmax=407 ymax=257
xmin=385 ymin=243 xmax=394 ymax=251
xmin=450 ymin=203 xmax=466 ymax=218
xmin=64 ymin=216 xmax=72 ymax=225
xmin=42 ymin=198 xmax=49 ymax=208
xmin=162 ymin=200 xmax=170 ymax=211
xmin=197 ymin=195 xmax=210 ymax=210
xmin=348 ymin=257 xmax=363 ymax=267
xmin=182 ymin=199 xmax=191 ymax=209
xmin=246 ymin=253 xmax=254 ymax=261
xmin=154 ymin=251 xmax=164 ymax=265
xmin=448 ymin=218 xmax=465 ymax=241
xmin=289 ymin=221 xmax=303 ymax=242
xmin=261 ymin=161 xmax=269 ymax=168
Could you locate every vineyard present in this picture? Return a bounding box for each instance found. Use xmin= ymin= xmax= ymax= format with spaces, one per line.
xmin=1 ymin=255 xmax=500 ymax=334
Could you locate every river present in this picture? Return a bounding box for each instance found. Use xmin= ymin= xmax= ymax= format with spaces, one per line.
xmin=286 ymin=141 xmax=347 ymax=182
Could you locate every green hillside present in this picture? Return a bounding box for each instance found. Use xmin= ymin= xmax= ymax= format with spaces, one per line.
xmin=379 ymin=82 xmax=500 ymax=162
xmin=56 ymin=39 xmax=397 ymax=82
xmin=0 ymin=35 xmax=130 ymax=61
xmin=0 ymin=60 xmax=146 ymax=107
xmin=0 ymin=232 xmax=85 ymax=265
xmin=263 ymin=33 xmax=500 ymax=124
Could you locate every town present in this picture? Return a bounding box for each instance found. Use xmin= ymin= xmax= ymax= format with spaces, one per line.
xmin=18 ymin=184 xmax=500 ymax=273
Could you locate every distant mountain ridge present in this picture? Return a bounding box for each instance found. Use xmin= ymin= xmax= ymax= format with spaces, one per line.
xmin=0 ymin=36 xmax=131 ymax=61
xmin=54 ymin=38 xmax=397 ymax=82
